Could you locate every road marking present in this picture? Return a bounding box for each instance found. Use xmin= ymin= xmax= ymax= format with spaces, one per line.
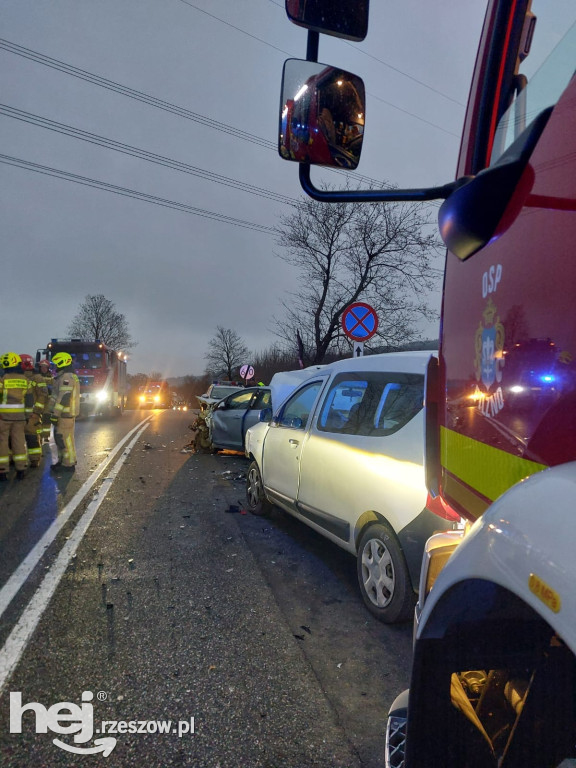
xmin=0 ymin=419 xmax=152 ymax=693
xmin=0 ymin=415 xmax=154 ymax=621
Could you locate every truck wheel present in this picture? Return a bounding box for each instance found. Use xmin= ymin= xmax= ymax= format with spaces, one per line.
xmin=246 ymin=461 xmax=272 ymax=517
xmin=356 ymin=522 xmax=415 ymax=624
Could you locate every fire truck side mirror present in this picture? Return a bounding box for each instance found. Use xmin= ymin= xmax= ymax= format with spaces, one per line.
xmin=285 ymin=0 xmax=369 ymax=42
xmin=279 ymin=59 xmax=366 ymax=170
xmin=438 ymin=107 xmax=553 ymax=260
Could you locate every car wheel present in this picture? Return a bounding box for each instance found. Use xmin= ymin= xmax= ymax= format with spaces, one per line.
xmin=356 ymin=522 xmax=415 ymax=624
xmin=246 ymin=461 xmax=272 ymax=517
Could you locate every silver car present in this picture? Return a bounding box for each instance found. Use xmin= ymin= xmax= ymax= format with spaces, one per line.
xmin=209 ymin=387 xmax=272 ymax=452
xmin=196 ymin=383 xmax=244 ymax=408
xmin=245 ymin=351 xmax=452 ymax=624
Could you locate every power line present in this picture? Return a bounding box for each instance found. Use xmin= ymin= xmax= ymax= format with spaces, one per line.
xmin=265 ymin=0 xmax=465 ymax=106
xmin=0 ymin=104 xmax=299 ymax=207
xmin=0 ymin=39 xmax=274 ymax=151
xmin=178 ymin=0 xmax=293 ymax=56
xmin=1 ymin=36 xmax=458 ymax=152
xmin=0 ymin=39 xmax=447 ymax=204
xmin=0 ymin=38 xmax=392 ymax=189
xmin=0 ymin=153 xmax=277 ymax=234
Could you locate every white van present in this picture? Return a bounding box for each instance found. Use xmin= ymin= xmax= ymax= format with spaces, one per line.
xmin=244 ymin=351 xmax=452 ymax=624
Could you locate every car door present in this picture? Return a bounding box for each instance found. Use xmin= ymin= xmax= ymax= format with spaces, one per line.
xmin=261 ymin=378 xmax=327 ymax=512
xmin=242 ymin=388 xmax=272 ymax=438
xmin=297 ymin=370 xmax=427 ymax=546
xmin=210 ymin=389 xmax=256 ymax=449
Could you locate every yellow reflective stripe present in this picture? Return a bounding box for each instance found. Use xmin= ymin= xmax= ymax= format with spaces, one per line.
xmin=440 ymin=426 xmax=547 ymax=503
xmin=442 ymin=473 xmax=490 ymax=518
xmin=4 ymin=379 xmax=28 ymax=388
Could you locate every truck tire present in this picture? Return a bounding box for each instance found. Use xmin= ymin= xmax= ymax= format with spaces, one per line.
xmin=356 ymin=522 xmax=415 ymax=624
xmin=246 ymin=461 xmax=272 ymax=517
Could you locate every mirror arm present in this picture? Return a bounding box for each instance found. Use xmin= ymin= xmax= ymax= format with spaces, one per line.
xmin=299 ymin=164 xmax=466 ymax=203
xmin=306 ymin=30 xmax=319 ymax=62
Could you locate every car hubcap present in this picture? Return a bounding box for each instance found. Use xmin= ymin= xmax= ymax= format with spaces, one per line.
xmin=361 ymin=538 xmax=395 ymax=608
xmin=247 ymin=468 xmax=262 ymax=508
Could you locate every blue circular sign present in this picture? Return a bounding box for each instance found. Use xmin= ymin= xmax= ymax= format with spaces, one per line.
xmin=341 ymin=303 xmax=379 ymax=341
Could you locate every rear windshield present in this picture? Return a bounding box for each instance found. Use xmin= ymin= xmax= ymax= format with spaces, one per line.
xmin=317 ymin=371 xmax=424 ymax=436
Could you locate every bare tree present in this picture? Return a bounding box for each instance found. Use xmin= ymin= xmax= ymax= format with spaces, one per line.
xmin=68 ymin=295 xmax=135 ymax=350
xmin=273 ymin=190 xmax=442 ymax=363
xmin=204 ymin=326 xmax=249 ymax=380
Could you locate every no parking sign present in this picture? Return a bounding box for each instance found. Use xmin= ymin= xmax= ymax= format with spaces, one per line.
xmin=341 ymin=302 xmax=379 ymax=342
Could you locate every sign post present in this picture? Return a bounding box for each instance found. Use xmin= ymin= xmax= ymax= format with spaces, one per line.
xmin=341 ymin=303 xmax=378 ymax=356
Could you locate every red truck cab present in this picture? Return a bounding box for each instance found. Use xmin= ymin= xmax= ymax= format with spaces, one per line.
xmin=277 ymin=1 xmax=576 ymax=765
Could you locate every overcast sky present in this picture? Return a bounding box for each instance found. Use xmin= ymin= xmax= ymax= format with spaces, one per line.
xmin=1 ymin=0 xmax=488 ymax=377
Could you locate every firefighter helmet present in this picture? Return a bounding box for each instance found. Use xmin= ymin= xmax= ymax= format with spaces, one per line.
xmin=19 ymin=354 xmax=35 ymax=371
xmin=0 ymin=352 xmax=22 ymax=369
xmin=52 ymin=352 xmax=73 ymax=369
xmin=38 ymin=358 xmax=51 ymax=368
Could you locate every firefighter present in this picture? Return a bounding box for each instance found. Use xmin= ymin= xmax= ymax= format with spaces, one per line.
xmin=37 ymin=358 xmax=54 ymax=443
xmin=47 ymin=351 xmax=80 ymax=472
xmin=20 ymin=353 xmax=47 ymax=468
xmin=0 ymin=352 xmax=33 ymax=481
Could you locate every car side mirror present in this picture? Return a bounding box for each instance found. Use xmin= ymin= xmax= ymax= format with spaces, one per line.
xmin=259 ymin=407 xmax=273 ymax=423
xmin=280 ymin=59 xmax=365 ymax=170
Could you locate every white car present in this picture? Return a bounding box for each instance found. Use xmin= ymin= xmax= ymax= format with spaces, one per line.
xmin=245 ymin=351 xmax=451 ymax=624
xmin=196 ymin=382 xmax=244 ymax=408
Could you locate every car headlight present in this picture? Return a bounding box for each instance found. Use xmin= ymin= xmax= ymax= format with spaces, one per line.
xmin=96 ymin=390 xmax=109 ymax=403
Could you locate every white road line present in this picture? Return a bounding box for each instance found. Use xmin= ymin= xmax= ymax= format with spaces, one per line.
xmin=0 ymin=415 xmax=153 ymax=620
xmin=0 ymin=420 xmax=152 ymax=694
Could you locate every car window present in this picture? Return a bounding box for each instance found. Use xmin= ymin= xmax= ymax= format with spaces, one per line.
xmin=251 ymin=389 xmax=271 ymax=410
xmin=211 ymin=386 xmax=242 ymax=400
xmin=317 ymin=372 xmax=424 ymax=436
xmin=226 ymin=391 xmax=255 ymax=410
xmin=277 ymin=380 xmax=324 ymax=429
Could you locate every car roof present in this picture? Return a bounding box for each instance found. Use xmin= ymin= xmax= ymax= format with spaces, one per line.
xmin=314 ymin=350 xmax=436 ymax=376
xmin=268 ymin=351 xmax=435 ymax=410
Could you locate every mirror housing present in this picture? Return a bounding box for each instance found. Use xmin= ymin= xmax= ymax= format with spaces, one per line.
xmin=259 ymin=407 xmax=273 ymax=423
xmin=438 ymin=107 xmax=552 ymax=260
xmin=285 ymin=0 xmax=368 ymax=42
xmin=280 ymin=59 xmax=365 ymax=170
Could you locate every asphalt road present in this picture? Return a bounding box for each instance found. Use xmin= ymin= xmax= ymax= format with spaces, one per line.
xmin=0 ymin=410 xmax=412 ymax=767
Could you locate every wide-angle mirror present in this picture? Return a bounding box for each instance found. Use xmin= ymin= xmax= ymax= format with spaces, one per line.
xmin=285 ymin=0 xmax=369 ymax=42
xmin=279 ymin=59 xmax=365 ymax=170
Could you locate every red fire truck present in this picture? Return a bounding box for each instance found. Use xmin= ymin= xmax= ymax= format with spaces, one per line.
xmin=279 ymin=2 xmax=576 ymax=765
xmin=138 ymin=379 xmax=171 ymax=409
xmin=38 ymin=338 xmax=127 ymax=417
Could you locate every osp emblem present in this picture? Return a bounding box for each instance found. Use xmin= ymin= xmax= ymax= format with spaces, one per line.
xmin=474 ymin=297 xmax=506 ymax=416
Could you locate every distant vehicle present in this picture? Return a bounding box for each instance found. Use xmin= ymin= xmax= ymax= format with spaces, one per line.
xmin=196 ymin=381 xmax=244 ymax=408
xmin=37 ymin=338 xmax=127 ymax=417
xmin=138 ymin=380 xmax=171 ymax=409
xmin=208 ymin=386 xmax=272 ymax=452
xmin=245 ymin=351 xmax=451 ymax=624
